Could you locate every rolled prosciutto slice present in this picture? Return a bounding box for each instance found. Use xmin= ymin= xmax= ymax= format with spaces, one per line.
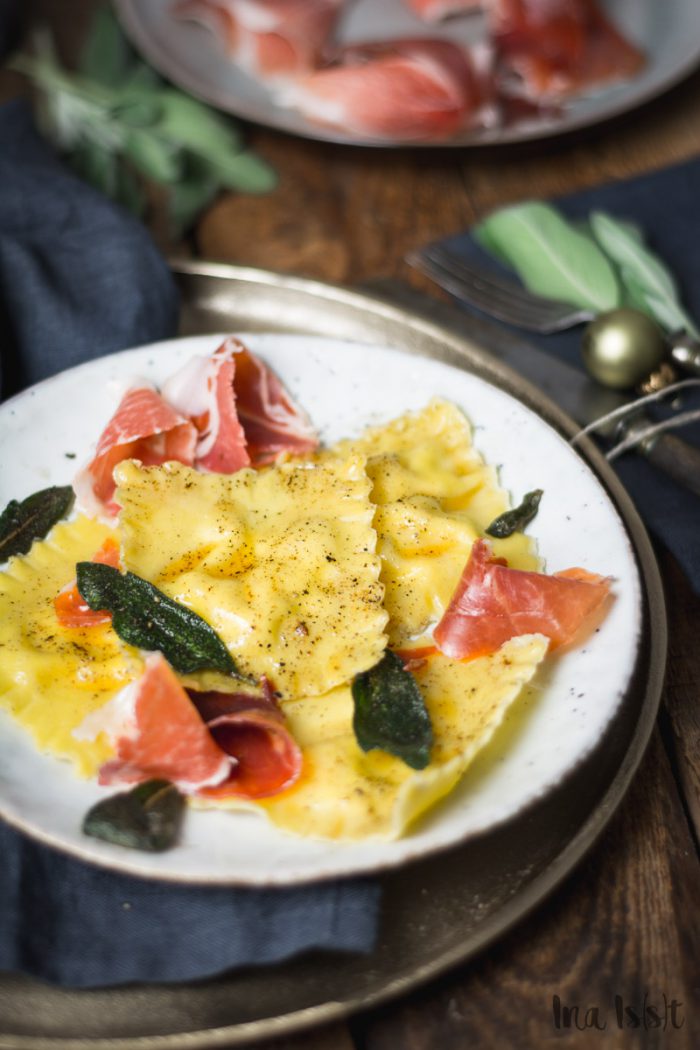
xmin=487 ymin=0 xmax=645 ymax=100
xmin=280 ymin=37 xmax=491 ymax=141
xmin=191 ymin=689 xmax=303 ymax=799
xmin=73 ymin=385 xmax=197 ymax=518
xmin=162 ymin=337 xmax=318 ymax=470
xmin=405 ymin=0 xmax=483 ymax=21
xmin=172 ymin=0 xmax=344 ymax=79
xmin=75 ymin=654 xmax=233 ymax=793
xmin=434 ymin=539 xmax=611 ymax=659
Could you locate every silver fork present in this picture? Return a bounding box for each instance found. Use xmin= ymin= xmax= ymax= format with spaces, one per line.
xmin=407 ymin=243 xmax=594 ymax=334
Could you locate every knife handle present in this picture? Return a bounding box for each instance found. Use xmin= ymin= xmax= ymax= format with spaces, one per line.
xmin=641 ymin=432 xmax=700 ymax=498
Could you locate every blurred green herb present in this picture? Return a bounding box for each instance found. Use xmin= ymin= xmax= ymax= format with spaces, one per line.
xmin=589 ymin=211 xmax=699 ymax=337
xmin=475 ymin=201 xmax=699 ymax=337
xmin=11 ymin=6 xmax=276 ymax=237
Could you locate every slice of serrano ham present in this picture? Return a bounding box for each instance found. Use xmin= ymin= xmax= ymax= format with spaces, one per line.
xmin=162 ymin=341 xmax=250 ymax=473
xmin=405 ymin=0 xmax=483 ymax=21
xmin=73 ymin=385 xmax=197 ymax=518
xmin=76 ymin=653 xmax=233 ymax=792
xmin=162 ymin=338 xmax=318 ymax=470
xmin=172 ymin=0 xmax=344 ymax=79
xmin=279 ymin=38 xmax=491 ymax=141
xmin=434 ymin=538 xmax=612 ymax=659
xmin=54 ymin=537 xmax=121 ymax=628
xmin=231 ymin=340 xmax=318 ymax=465
xmin=191 ymin=689 xmax=303 ymax=799
xmin=487 ymin=0 xmax=645 ymax=101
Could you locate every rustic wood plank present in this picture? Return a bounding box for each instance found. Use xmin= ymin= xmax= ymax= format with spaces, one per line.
xmin=197 ymin=134 xmax=478 ymax=290
xmin=659 ymin=557 xmax=700 ymax=846
xmin=358 ymin=722 xmax=699 ymax=1049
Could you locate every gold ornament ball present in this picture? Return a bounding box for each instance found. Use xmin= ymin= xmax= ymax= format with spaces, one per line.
xmin=582 ymin=308 xmax=666 ymax=389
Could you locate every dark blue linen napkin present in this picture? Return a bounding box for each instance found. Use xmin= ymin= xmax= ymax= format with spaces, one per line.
xmin=0 ymin=821 xmax=380 ymax=988
xmin=0 ymin=98 xmax=380 ymax=987
xmin=438 ymin=157 xmax=700 ymax=591
xmin=0 ymin=99 xmax=178 ymax=397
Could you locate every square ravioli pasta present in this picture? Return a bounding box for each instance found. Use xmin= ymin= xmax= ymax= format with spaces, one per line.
xmin=115 ymin=453 xmax=388 ymax=699
xmin=328 ymin=399 xmax=541 ymax=647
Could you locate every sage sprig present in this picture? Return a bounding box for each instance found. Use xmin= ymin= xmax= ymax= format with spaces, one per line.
xmin=76 ymin=562 xmax=241 ymax=677
xmin=11 ymin=7 xmax=276 ymax=236
xmin=83 ymin=779 xmax=185 ymax=852
xmin=0 ymin=486 xmax=74 ymax=562
xmin=486 ymin=489 xmax=543 ymax=539
xmin=475 ymin=201 xmax=699 ymax=337
xmin=589 ymin=211 xmax=699 ymax=337
xmin=352 ymin=650 xmax=433 ymax=770
xmin=474 ymin=202 xmax=620 ymax=314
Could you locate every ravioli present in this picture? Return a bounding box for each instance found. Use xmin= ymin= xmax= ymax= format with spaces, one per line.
xmin=0 ymin=396 xmax=554 ymax=843
xmin=203 ymin=634 xmax=549 ymax=839
xmin=115 ymin=454 xmax=388 ymax=699
xmin=0 ymin=516 xmax=142 ymax=777
xmin=329 ymin=399 xmax=540 ymax=646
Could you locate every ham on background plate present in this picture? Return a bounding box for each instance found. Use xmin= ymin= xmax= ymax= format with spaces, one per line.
xmin=405 ymin=0 xmax=483 ymax=21
xmin=487 ymin=0 xmax=645 ymax=100
xmin=173 ymin=0 xmax=345 ymax=79
xmin=279 ymin=37 xmax=493 ymax=140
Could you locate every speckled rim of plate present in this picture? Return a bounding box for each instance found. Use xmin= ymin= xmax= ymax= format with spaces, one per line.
xmin=113 ymin=0 xmax=700 ymax=148
xmin=0 ymin=264 xmax=666 ymax=1049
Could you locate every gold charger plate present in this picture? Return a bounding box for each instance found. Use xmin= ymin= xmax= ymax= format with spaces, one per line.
xmin=0 ymin=264 xmax=666 ymax=1049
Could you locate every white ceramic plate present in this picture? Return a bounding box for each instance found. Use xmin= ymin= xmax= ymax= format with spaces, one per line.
xmin=115 ymin=0 xmax=700 ymax=147
xmin=0 ymin=333 xmax=642 ymax=884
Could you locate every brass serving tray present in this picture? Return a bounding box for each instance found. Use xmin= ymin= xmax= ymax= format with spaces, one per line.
xmin=0 ymin=264 xmax=666 ymax=1049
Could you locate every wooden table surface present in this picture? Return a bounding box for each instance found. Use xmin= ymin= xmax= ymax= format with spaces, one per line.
xmin=4 ymin=5 xmax=700 ymax=1047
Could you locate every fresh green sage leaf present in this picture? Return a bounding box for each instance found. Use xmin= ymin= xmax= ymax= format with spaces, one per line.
xmin=486 ymin=489 xmax=543 ymax=539
xmin=122 ymin=128 xmax=182 ymax=183
xmin=115 ymin=161 xmax=147 ymax=218
xmin=169 ymin=171 xmax=219 ymax=237
xmin=119 ymin=64 xmax=164 ymax=97
xmin=0 ymin=486 xmax=75 ymax=562
xmin=83 ymin=779 xmax=185 ymax=852
xmin=112 ymin=96 xmax=163 ymax=129
xmin=76 ymin=562 xmax=240 ymax=676
xmin=154 ymin=88 xmax=242 ymax=156
xmin=200 ymin=149 xmax=277 ymax=194
xmin=78 ymin=6 xmax=135 ymax=90
xmin=474 ymin=202 xmax=620 ymax=314
xmin=352 ymin=650 xmax=433 ymax=770
xmin=71 ymin=139 xmax=118 ymax=196
xmin=590 ymin=210 xmax=699 ymax=337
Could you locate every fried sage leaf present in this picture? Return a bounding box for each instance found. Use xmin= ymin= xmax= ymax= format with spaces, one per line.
xmin=83 ymin=779 xmax=185 ymax=852
xmin=0 ymin=485 xmax=74 ymax=562
xmin=486 ymin=489 xmax=543 ymax=539
xmin=76 ymin=562 xmax=239 ymax=676
xmin=352 ymin=650 xmax=433 ymax=771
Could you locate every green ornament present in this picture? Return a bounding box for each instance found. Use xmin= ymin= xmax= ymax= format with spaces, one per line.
xmin=582 ymin=308 xmax=666 ymax=390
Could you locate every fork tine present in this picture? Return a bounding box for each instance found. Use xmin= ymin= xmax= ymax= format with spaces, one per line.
xmin=408 ymin=248 xmax=588 ymax=334
xmin=422 ymin=245 xmax=576 ymax=322
xmin=408 ymin=252 xmax=567 ymax=333
xmin=410 ymin=255 xmax=546 ymax=330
